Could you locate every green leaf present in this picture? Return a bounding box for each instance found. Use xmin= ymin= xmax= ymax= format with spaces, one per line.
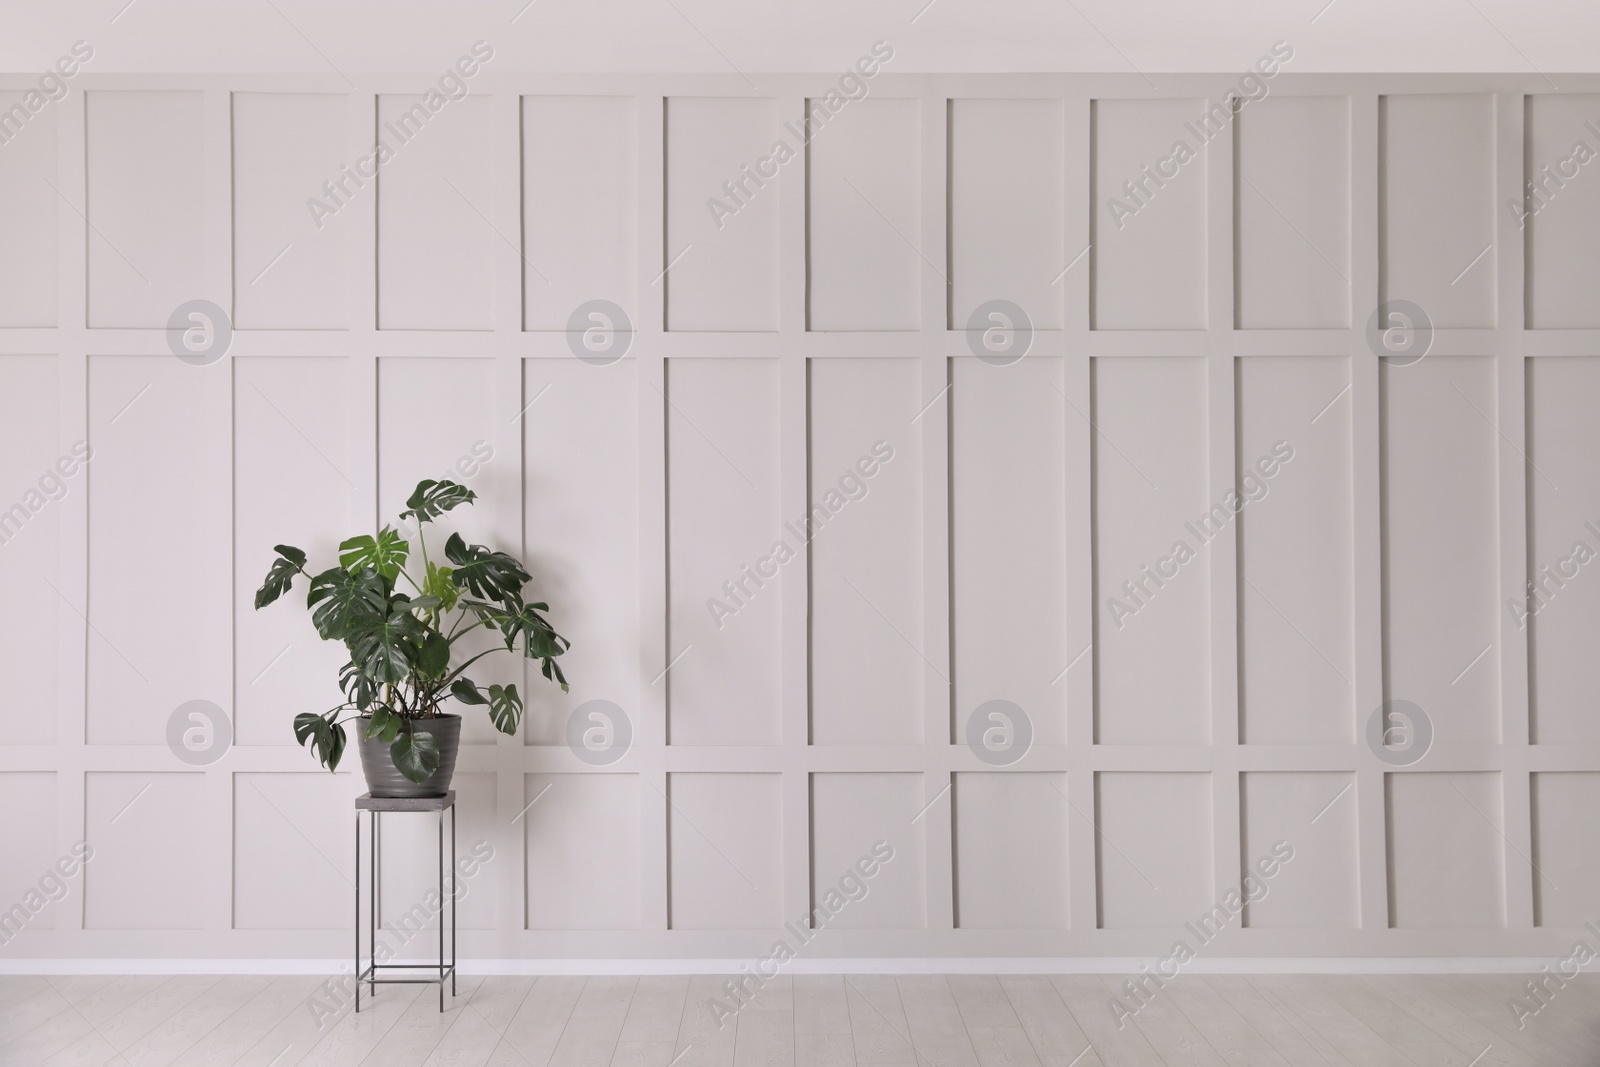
xmin=418 ymin=631 xmax=450 ymax=678
xmin=458 ymin=599 xmax=554 ymax=651
xmin=459 ymin=597 xmax=571 ymax=696
xmin=486 ymin=683 xmax=522 ymax=735
xmin=390 ymin=728 xmax=441 ymax=784
xmin=424 ymin=562 xmax=460 ymax=613
xmin=444 ymin=533 xmax=530 ymax=605
xmin=401 ymin=479 xmax=476 ymax=525
xmin=254 ymin=544 xmax=307 ymax=609
xmin=340 ymin=660 xmax=377 ymax=711
xmin=402 ymin=594 xmax=444 ymax=615
xmin=365 ymin=705 xmax=403 ymax=743
xmin=307 ymin=567 xmax=386 ymax=641
xmin=481 ymin=599 xmax=570 ymax=659
xmin=346 ymin=606 xmax=424 ymax=684
xmin=448 ymin=672 xmax=523 ymax=735
xmin=293 ymin=711 xmax=322 ymax=748
xmin=540 ymin=656 xmax=570 ymax=694
xmin=293 ymin=712 xmax=347 ymax=771
xmin=523 ymin=625 xmax=565 ymax=659
xmin=339 ymin=527 xmax=411 ymax=582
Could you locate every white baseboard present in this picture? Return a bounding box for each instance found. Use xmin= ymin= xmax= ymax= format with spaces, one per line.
xmin=0 ymin=957 xmax=1564 ymax=975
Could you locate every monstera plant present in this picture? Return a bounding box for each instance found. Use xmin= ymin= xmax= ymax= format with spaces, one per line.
xmin=253 ymin=479 xmax=569 ymax=792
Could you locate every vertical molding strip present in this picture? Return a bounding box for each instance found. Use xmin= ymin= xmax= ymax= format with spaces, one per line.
xmin=1495 ymin=91 xmax=1534 ymax=931
xmin=637 ymin=93 xmax=670 ymax=934
xmin=1206 ymin=99 xmax=1242 ymax=908
xmin=345 ymin=87 xmax=381 ymax=942
xmin=779 ymin=90 xmax=812 ymax=930
xmin=57 ymin=81 xmax=90 ymax=944
xmin=491 ymin=88 xmax=528 ymax=946
xmin=1348 ymin=93 xmax=1389 ymax=930
xmin=1063 ymin=93 xmax=1098 ymax=934
xmin=204 ymin=86 xmax=236 ymax=936
xmin=920 ymin=82 xmax=954 ymax=933
xmin=347 ymin=89 xmax=380 ymax=527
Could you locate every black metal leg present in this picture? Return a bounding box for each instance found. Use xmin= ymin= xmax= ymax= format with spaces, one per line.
xmin=354 ymin=811 xmax=360 ymax=1014
xmin=438 ymin=809 xmax=444 ymax=1012
xmin=371 ymin=812 xmax=378 ymax=997
xmin=450 ymin=803 xmax=456 ymax=997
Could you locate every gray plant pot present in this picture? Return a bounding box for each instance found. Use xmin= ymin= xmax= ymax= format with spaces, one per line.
xmin=356 ymin=714 xmax=462 ymax=798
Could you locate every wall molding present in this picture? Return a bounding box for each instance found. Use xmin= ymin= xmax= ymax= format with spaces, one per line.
xmin=2 ymin=70 xmax=1600 ymax=960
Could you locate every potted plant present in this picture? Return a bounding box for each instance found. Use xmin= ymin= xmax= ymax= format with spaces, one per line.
xmin=252 ymin=479 xmax=569 ymax=797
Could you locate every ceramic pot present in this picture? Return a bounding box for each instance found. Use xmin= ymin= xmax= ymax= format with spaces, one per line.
xmin=356 ymin=714 xmax=461 ymax=798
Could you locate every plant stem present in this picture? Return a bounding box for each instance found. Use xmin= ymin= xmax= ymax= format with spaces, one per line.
xmin=440 ymin=648 xmax=500 ymax=687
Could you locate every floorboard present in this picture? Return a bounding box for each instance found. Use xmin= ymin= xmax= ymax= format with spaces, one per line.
xmin=2 ymin=975 xmax=1597 ymax=1067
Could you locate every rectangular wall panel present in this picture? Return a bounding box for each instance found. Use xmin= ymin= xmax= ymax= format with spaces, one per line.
xmin=1527 ymin=357 xmax=1600 ymax=743
xmin=1379 ymin=94 xmax=1496 ymax=328
xmin=810 ymin=773 xmax=925 ymax=929
xmin=953 ymin=772 xmax=1068 ymax=929
xmin=231 ymin=93 xmax=350 ymax=329
xmin=1240 ymin=772 xmax=1358 ymax=929
xmin=1526 ymin=95 xmax=1600 ymax=327
xmin=233 ymin=772 xmax=351 ymax=929
xmin=1092 ymin=356 xmax=1210 ymax=744
xmin=0 ymin=772 xmax=58 ymax=933
xmin=1235 ymin=96 xmax=1350 ymax=329
xmin=377 ymin=356 xmax=507 ymax=745
xmin=949 ymin=98 xmax=1064 ymax=332
xmin=666 ymin=357 xmax=782 ymax=746
xmin=808 ymin=358 xmax=922 ymax=745
xmin=667 ymin=773 xmax=783 ymax=930
xmin=86 ymin=91 xmax=206 ymax=328
xmin=807 ymin=97 xmax=919 ymax=331
xmin=233 ymin=357 xmax=354 ymax=747
xmin=951 ymin=358 xmax=1067 ymax=746
xmin=523 ymin=359 xmax=639 ymax=746
xmin=85 ymin=772 xmax=206 ymax=929
xmin=1237 ymin=356 xmax=1354 ymax=744
xmin=87 ymin=356 xmax=231 ymax=745
xmin=1095 ymin=772 xmax=1211 ymax=929
xmin=525 ymin=773 xmax=640 ymax=930
xmin=376 ymin=95 xmax=494 ymax=330
xmin=665 ymin=98 xmax=779 ymax=332
xmin=0 ymin=92 xmax=57 ymax=326
xmin=1532 ymin=772 xmax=1600 ymax=927
xmin=1380 ymin=356 xmax=1500 ymax=742
xmin=1386 ymin=772 xmax=1505 ymax=929
xmin=523 ymin=96 xmax=638 ymax=332
xmin=0 ymin=356 xmax=60 ymax=746
xmin=377 ymin=357 xmax=500 ymax=536
xmin=1091 ymin=98 xmax=1207 ymax=330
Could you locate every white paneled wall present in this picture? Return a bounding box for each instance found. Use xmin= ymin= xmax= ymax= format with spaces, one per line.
xmin=1 ymin=71 xmax=1599 ymax=965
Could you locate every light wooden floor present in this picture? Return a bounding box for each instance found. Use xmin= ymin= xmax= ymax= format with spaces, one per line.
xmin=1 ymin=972 xmax=1597 ymax=1067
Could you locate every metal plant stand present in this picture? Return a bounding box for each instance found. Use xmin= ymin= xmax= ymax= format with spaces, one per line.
xmin=354 ymin=791 xmax=456 ymax=1012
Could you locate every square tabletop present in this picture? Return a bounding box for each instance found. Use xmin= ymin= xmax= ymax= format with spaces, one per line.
xmin=355 ymin=791 xmax=456 ymax=811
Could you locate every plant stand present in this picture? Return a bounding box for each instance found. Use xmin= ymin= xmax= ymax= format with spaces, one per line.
xmin=354 ymin=791 xmax=456 ymax=1012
